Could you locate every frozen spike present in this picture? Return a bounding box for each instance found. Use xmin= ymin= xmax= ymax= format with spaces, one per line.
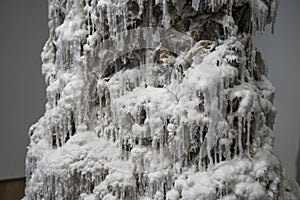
xmin=246 ymin=112 xmax=251 ymax=157
xmin=238 ymin=114 xmax=243 ymax=158
xmin=192 ymin=0 xmax=200 ymax=11
xmin=219 ymin=142 xmax=222 ymax=162
xmin=162 ymin=0 xmax=170 ymax=28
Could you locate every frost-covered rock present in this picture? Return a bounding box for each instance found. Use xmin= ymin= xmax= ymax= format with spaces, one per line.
xmin=25 ymin=0 xmax=300 ymax=199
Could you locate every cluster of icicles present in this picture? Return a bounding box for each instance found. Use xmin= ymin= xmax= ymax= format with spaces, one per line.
xmin=24 ymin=0 xmax=300 ymax=200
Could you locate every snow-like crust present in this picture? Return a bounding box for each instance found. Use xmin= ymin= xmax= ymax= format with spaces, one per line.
xmin=24 ymin=0 xmax=300 ymax=199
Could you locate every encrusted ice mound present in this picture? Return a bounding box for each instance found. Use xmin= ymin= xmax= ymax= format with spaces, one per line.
xmin=24 ymin=0 xmax=300 ymax=199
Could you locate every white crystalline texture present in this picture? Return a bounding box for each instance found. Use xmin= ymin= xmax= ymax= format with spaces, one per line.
xmin=25 ymin=0 xmax=300 ymax=199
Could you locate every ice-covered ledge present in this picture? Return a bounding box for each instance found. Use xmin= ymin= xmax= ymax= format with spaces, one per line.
xmin=24 ymin=0 xmax=300 ymax=199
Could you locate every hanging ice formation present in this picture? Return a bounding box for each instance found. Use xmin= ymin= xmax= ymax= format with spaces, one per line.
xmin=24 ymin=0 xmax=300 ymax=199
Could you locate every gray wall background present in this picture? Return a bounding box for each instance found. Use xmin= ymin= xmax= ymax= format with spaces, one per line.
xmin=0 ymin=0 xmax=299 ymax=181
xmin=255 ymin=0 xmax=300 ymax=180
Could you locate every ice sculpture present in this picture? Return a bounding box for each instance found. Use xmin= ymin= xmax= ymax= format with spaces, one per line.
xmin=24 ymin=0 xmax=300 ymax=199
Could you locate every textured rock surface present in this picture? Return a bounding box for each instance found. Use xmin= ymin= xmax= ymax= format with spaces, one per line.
xmin=24 ymin=0 xmax=300 ymax=199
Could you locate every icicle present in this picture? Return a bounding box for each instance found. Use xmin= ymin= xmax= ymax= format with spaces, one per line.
xmin=192 ymin=0 xmax=200 ymax=11
xmin=189 ymin=126 xmax=193 ymax=145
xmin=214 ymin=145 xmax=217 ymax=164
xmin=138 ymin=0 xmax=144 ymax=18
xmin=198 ymin=126 xmax=203 ymax=171
xmin=228 ymin=0 xmax=233 ymax=16
xmin=180 ymin=123 xmax=185 ymax=156
xmin=148 ymin=0 xmax=153 ymax=27
xmin=162 ymin=0 xmax=170 ymax=28
xmin=218 ymin=82 xmax=224 ymax=115
xmin=246 ymin=112 xmax=251 ymax=157
xmin=238 ymin=114 xmax=243 ymax=158
xmin=219 ymin=142 xmax=222 ymax=162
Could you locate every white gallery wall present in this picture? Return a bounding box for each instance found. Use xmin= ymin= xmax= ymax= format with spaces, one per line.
xmin=0 ymin=0 xmax=299 ymax=181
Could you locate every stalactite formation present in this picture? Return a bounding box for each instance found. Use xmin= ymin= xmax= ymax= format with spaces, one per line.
xmin=24 ymin=0 xmax=300 ymax=199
